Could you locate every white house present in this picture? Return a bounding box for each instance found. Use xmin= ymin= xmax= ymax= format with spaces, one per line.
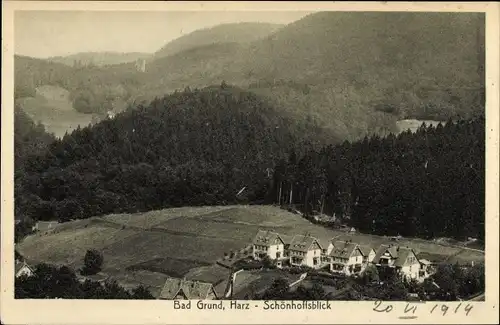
xmin=15 ymin=261 xmax=34 ymax=278
xmin=417 ymin=259 xmax=435 ymax=282
xmin=252 ymin=230 xmax=287 ymax=267
xmin=328 ymin=241 xmax=364 ymax=275
xmin=359 ymin=245 xmax=376 ymax=264
xmin=288 ymin=235 xmax=323 ymax=269
xmin=373 ymin=244 xmax=421 ymax=281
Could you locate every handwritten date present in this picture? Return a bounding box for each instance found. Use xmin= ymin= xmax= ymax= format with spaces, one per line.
xmin=373 ymin=301 xmax=474 ymax=317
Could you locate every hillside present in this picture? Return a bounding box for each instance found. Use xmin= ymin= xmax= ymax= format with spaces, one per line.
xmin=14 ymin=107 xmax=56 ymax=169
xmin=242 ymin=12 xmax=484 ymax=120
xmin=134 ymin=12 xmax=484 ymax=138
xmin=153 ymin=22 xmax=283 ymax=59
xmin=14 ymin=13 xmax=485 ymax=141
xmin=47 ymin=52 xmax=151 ymax=67
xmin=15 ymin=85 xmax=335 ymax=222
xmin=16 ymin=205 xmax=485 ymax=297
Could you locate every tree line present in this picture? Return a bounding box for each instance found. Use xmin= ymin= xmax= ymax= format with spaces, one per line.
xmin=255 ymin=261 xmax=485 ymax=301
xmin=271 ymin=117 xmax=485 ymax=241
xmin=15 ymin=85 xmax=327 ymax=223
xmin=14 ymin=84 xmax=484 ymax=243
xmin=15 ymin=262 xmax=154 ymax=299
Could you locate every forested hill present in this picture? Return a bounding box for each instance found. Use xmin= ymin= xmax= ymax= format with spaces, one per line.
xmin=48 ymin=51 xmax=151 ymax=67
xmin=14 ymin=107 xmax=56 ymax=169
xmin=271 ymin=117 xmax=485 ymax=241
xmin=15 ymin=85 xmax=335 ymax=222
xmin=153 ymin=22 xmax=283 ymax=59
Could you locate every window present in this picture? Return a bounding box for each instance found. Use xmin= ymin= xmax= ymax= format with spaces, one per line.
xmin=276 ymin=252 xmax=281 ymax=259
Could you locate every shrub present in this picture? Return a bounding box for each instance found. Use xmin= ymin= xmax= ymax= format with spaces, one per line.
xmin=81 ymin=249 xmax=104 ymax=275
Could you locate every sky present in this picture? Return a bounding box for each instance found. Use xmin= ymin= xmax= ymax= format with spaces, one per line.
xmin=14 ymin=11 xmax=311 ymax=58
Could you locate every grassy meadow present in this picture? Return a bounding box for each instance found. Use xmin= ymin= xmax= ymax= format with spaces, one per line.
xmin=17 ymin=205 xmax=484 ymax=297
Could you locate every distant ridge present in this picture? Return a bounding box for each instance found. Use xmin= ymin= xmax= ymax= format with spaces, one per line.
xmin=48 ymin=51 xmax=152 ymax=67
xmin=153 ymin=22 xmax=283 ymax=59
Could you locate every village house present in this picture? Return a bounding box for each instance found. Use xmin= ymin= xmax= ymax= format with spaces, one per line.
xmin=373 ymin=244 xmax=421 ymax=281
xmin=252 ymin=230 xmax=287 ymax=267
xmin=418 ymin=259 xmax=434 ymax=281
xmin=327 ymin=241 xmax=364 ymax=275
xmin=159 ymin=278 xmax=218 ymax=300
xmin=288 ymin=234 xmax=323 ymax=269
xmin=15 ymin=261 xmax=34 ymax=278
xmin=359 ymin=245 xmax=376 ymax=264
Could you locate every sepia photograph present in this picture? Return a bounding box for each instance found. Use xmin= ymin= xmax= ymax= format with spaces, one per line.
xmin=1 ymin=1 xmax=499 ymax=324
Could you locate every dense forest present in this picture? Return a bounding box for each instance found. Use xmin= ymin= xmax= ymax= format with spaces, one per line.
xmin=271 ymin=117 xmax=485 ymax=241
xmin=14 ymin=82 xmax=485 ymax=243
xmin=14 ymin=12 xmax=484 ymax=143
xmin=15 ymin=85 xmax=333 ymax=222
xmin=14 ymin=107 xmax=56 ymax=170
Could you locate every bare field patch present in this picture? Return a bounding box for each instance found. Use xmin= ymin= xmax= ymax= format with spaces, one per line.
xmin=107 ymin=270 xmax=170 ymax=298
xmin=102 ymin=205 xmax=232 ymax=228
xmin=155 ymin=217 xmax=282 ymax=242
xmin=184 ymin=264 xmax=231 ymax=284
xmin=101 ymin=231 xmax=245 ymax=267
xmin=17 ymin=96 xmax=94 ymax=138
xmin=18 ymin=224 xmax=139 ymax=270
xmin=126 ymin=257 xmax=211 ymax=278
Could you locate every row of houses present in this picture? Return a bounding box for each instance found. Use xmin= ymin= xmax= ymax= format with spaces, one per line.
xmin=252 ymin=230 xmax=434 ymax=282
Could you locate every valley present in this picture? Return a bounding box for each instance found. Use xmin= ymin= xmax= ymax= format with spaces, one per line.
xmin=12 ymin=10 xmax=487 ymax=303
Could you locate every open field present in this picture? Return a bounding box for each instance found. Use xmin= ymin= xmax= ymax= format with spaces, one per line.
xmin=102 ymin=206 xmax=232 ymax=228
xmin=17 ymin=94 xmax=95 ymax=138
xmin=18 ymin=224 xmax=139 ymax=270
xmin=396 ymin=119 xmax=444 ymax=134
xmin=17 ymin=205 xmax=484 ymax=297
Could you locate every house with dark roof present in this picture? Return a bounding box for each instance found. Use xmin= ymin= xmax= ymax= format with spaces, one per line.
xmin=359 ymin=245 xmax=376 ymax=264
xmin=288 ymin=234 xmax=323 ymax=268
xmin=15 ymin=261 xmax=34 ymax=278
xmin=328 ymin=241 xmax=364 ymax=275
xmin=159 ymin=278 xmax=218 ymax=300
xmin=373 ymin=244 xmax=421 ymax=282
xmin=252 ymin=230 xmax=287 ymax=267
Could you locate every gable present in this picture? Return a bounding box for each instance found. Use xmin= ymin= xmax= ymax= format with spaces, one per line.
xmin=405 ymin=250 xmax=419 ymax=265
xmin=382 ymin=250 xmax=393 ymax=258
xmin=309 ymin=241 xmax=322 ymax=251
xmin=174 ymin=288 xmax=188 ymax=299
xmin=351 ymin=248 xmax=363 ymax=257
xmin=273 ymin=236 xmax=285 ymax=246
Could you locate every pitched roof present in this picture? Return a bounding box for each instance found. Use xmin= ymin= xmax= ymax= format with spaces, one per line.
xmin=280 ymin=234 xmax=294 ymax=246
xmin=373 ymin=244 xmax=396 ymax=262
xmin=373 ymin=244 xmax=416 ymax=267
xmin=393 ymin=247 xmax=413 ymax=267
xmin=329 ymin=241 xmax=359 ymax=258
xmin=358 ymin=245 xmax=375 ymax=256
xmin=15 ymin=261 xmax=33 ymax=275
xmin=252 ymin=230 xmax=283 ymax=246
xmin=289 ymin=235 xmax=322 ymax=252
xmin=159 ymin=278 xmax=215 ymax=300
xmin=416 ymin=252 xmax=443 ymax=263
